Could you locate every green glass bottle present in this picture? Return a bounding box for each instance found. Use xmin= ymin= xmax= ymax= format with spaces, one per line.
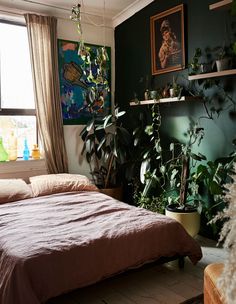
xmin=0 ymin=137 xmax=8 ymax=162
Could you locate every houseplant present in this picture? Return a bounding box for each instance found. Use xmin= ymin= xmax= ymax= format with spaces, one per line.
xmin=134 ymin=103 xmax=226 ymax=236
xmin=80 ymin=107 xmax=133 ymax=199
xmin=214 ymin=45 xmax=232 ymax=72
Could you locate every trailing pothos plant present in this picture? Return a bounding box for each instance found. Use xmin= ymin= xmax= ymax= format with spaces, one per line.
xmin=80 ymin=107 xmax=133 ymax=189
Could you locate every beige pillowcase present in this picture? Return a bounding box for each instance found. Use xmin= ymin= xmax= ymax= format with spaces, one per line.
xmin=29 ymin=173 xmax=98 ymax=197
xmin=0 ymin=179 xmax=32 ymax=204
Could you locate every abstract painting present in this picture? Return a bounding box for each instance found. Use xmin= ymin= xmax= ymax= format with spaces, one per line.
xmin=58 ymin=39 xmax=111 ymax=125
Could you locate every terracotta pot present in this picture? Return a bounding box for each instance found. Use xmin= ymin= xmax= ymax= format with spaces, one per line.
xmin=99 ymin=187 xmax=123 ymax=201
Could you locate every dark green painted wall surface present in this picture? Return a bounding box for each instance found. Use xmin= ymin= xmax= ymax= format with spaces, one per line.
xmin=115 ymin=0 xmax=236 ymax=160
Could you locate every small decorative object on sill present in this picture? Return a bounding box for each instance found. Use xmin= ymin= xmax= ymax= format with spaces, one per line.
xmin=8 ymin=131 xmax=18 ymax=161
xmin=31 ymin=144 xmax=40 ymax=160
xmin=169 ymin=88 xmax=174 ymax=98
xmin=150 ymin=90 xmax=158 ymax=99
xmin=0 ymin=137 xmax=8 ymax=162
xmin=144 ymin=89 xmax=150 ymax=100
xmin=23 ymin=139 xmax=30 ymax=160
xmin=162 ymin=85 xmax=170 ymax=98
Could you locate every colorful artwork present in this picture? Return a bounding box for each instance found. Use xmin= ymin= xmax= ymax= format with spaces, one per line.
xmin=58 ymin=39 xmax=111 ymax=125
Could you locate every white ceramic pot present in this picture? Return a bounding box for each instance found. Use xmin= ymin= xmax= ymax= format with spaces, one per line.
xmin=216 ymin=58 xmax=230 ymax=71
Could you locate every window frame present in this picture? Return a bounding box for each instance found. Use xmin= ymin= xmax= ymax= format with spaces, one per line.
xmin=0 ymin=19 xmax=38 ymax=151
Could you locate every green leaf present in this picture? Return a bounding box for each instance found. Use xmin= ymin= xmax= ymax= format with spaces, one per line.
xmin=134 ymin=137 xmax=139 ymax=146
xmin=197 ymin=152 xmax=207 ymax=160
xmin=80 ymin=129 xmax=88 ymax=141
xmin=140 ymin=158 xmax=151 ymax=184
xmin=209 ymin=181 xmax=223 ymax=195
xmin=133 ymin=127 xmax=140 ymax=136
xmin=86 ymin=152 xmax=91 ymax=163
xmin=95 ymin=144 xmax=102 ymax=159
xmin=86 ymin=119 xmax=95 ymax=132
xmin=117 ymin=127 xmax=132 ymax=145
xmin=97 ymin=137 xmax=106 ymax=151
xmin=103 ymin=114 xmax=112 ymax=128
xmin=118 ymin=148 xmax=126 ymax=164
xmin=95 ymin=124 xmax=105 ymax=130
xmin=190 ymin=152 xmax=203 ymax=161
xmin=160 ymin=165 xmax=166 ymax=174
xmin=80 ymin=126 xmax=88 ymax=137
xmin=115 ymin=110 xmax=126 ymax=118
xmin=143 ymin=150 xmax=150 ymax=159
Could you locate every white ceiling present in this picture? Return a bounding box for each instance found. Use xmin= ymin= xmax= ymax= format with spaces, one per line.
xmin=0 ymin=0 xmax=154 ymax=26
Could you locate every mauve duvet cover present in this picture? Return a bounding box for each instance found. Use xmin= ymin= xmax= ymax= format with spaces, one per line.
xmin=0 ymin=191 xmax=202 ymax=304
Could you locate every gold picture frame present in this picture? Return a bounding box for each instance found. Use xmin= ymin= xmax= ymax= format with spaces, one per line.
xmin=150 ymin=4 xmax=185 ymax=75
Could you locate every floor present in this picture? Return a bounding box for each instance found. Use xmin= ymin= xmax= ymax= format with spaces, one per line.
xmin=48 ymin=235 xmax=226 ymax=304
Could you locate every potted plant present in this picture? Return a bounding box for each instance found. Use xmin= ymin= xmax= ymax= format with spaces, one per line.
xmin=134 ymin=104 xmax=206 ymax=236
xmin=169 ymin=76 xmax=182 ymax=98
xmin=214 ymin=45 xmax=232 ymax=72
xmin=80 ymin=107 xmax=133 ymax=200
xmin=135 ymin=104 xmax=236 ymax=237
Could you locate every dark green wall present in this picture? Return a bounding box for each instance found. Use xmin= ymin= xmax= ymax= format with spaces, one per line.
xmin=115 ymin=0 xmax=236 ymax=160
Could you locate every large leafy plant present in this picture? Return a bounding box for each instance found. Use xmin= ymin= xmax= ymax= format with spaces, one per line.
xmin=134 ymin=104 xmax=207 ymax=212
xmin=80 ymin=108 xmax=133 ymax=189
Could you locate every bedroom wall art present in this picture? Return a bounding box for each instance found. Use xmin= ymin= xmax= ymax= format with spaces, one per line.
xmin=58 ymin=39 xmax=111 ymax=125
xmin=150 ymin=4 xmax=185 ymax=75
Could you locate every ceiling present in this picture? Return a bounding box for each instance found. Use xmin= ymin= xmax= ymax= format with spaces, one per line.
xmin=0 ymin=0 xmax=153 ymax=25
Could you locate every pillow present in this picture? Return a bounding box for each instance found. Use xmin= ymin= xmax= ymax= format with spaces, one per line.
xmin=0 ymin=179 xmax=32 ymax=204
xmin=29 ymin=173 xmax=98 ymax=197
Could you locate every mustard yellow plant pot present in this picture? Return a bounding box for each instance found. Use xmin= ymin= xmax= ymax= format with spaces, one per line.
xmin=165 ymin=207 xmax=200 ymax=237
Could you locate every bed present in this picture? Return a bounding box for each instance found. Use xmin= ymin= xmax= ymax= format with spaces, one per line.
xmin=0 ymin=174 xmax=202 ymax=304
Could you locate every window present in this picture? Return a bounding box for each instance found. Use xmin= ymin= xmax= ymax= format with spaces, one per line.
xmin=0 ymin=20 xmax=36 ymax=158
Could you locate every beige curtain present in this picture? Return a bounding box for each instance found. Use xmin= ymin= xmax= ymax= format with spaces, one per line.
xmin=24 ymin=14 xmax=68 ymax=174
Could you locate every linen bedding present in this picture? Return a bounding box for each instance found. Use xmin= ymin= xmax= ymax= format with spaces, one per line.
xmin=0 ymin=191 xmax=202 ymax=304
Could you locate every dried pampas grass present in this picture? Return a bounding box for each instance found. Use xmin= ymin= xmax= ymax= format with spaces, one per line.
xmin=215 ymin=167 xmax=236 ymax=303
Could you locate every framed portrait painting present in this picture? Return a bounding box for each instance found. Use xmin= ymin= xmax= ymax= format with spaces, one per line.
xmin=150 ymin=4 xmax=185 ymax=75
xmin=58 ymin=39 xmax=111 ymax=125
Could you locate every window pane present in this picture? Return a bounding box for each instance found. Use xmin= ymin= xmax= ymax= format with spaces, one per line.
xmin=0 ymin=22 xmax=35 ymax=109
xmin=0 ymin=116 xmax=37 ymax=157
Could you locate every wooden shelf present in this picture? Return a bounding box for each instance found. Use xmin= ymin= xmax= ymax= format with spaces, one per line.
xmin=130 ymin=96 xmax=199 ymax=106
xmin=209 ymin=0 xmax=232 ymax=10
xmin=188 ymin=69 xmax=236 ymax=81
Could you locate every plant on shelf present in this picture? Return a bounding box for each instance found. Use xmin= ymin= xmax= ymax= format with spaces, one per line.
xmin=80 ymin=107 xmax=133 ymax=190
xmin=169 ymin=76 xmax=183 ymax=98
xmin=189 ymin=48 xmax=202 ymax=75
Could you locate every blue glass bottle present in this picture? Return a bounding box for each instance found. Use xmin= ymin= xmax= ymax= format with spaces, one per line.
xmin=23 ymin=139 xmax=30 ymax=160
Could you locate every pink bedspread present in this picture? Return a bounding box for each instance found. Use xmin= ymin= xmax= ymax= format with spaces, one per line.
xmin=0 ymin=191 xmax=202 ymax=304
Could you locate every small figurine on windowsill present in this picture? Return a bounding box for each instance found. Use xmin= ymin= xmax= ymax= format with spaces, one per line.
xmin=31 ymin=144 xmax=40 ymax=160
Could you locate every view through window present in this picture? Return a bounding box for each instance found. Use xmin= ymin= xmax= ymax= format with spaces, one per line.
xmin=0 ymin=20 xmax=36 ymax=158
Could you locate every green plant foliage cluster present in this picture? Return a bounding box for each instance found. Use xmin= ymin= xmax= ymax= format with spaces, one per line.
xmin=134 ymin=104 xmax=208 ymax=211
xmin=80 ymin=107 xmax=133 ymax=189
